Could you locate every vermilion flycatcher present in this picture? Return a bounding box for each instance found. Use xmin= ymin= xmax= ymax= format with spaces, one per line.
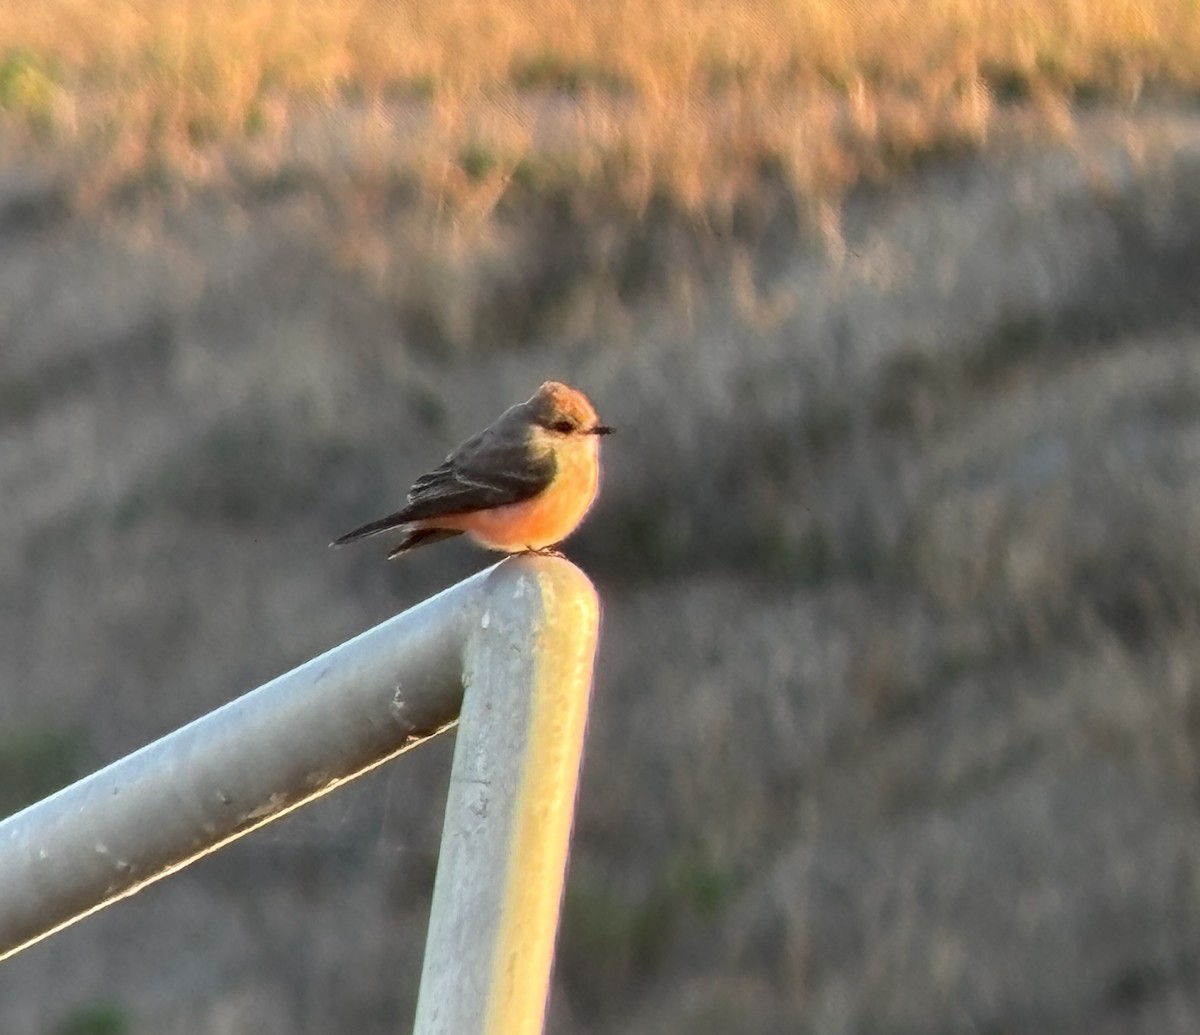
xmin=331 ymin=381 xmax=613 ymax=558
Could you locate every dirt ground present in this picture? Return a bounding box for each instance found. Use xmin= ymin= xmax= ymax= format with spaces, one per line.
xmin=1 ymin=106 xmax=1200 ymax=1034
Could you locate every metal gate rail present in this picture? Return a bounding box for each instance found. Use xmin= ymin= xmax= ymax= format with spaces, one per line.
xmin=0 ymin=555 xmax=599 ymax=1035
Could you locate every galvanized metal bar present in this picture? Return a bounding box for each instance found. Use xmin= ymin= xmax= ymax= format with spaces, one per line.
xmin=0 ymin=557 xmax=593 ymax=963
xmin=412 ymin=556 xmax=600 ymax=1035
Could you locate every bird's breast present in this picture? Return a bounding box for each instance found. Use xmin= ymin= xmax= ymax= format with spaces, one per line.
xmin=438 ymin=436 xmax=599 ymax=551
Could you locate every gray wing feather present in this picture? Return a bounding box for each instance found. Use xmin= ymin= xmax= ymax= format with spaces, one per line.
xmin=330 ymin=406 xmax=553 ymax=546
xmin=400 ymin=414 xmax=554 ymax=520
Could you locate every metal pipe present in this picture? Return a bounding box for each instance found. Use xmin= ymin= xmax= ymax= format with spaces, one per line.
xmin=0 ymin=555 xmax=598 ymax=988
xmin=412 ymin=556 xmax=599 ymax=1035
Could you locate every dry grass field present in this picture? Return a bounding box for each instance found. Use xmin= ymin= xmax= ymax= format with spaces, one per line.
xmin=1 ymin=0 xmax=1197 ymax=211
xmin=3 ymin=5 xmax=1200 ymax=1032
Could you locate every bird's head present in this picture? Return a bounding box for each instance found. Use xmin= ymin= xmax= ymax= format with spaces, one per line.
xmin=527 ymin=381 xmax=614 ymax=437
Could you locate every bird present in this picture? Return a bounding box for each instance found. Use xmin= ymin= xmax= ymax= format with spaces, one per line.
xmin=331 ymin=381 xmax=613 ymax=559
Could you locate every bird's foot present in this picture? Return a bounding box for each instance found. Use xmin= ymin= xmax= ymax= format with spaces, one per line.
xmin=528 ymin=545 xmax=566 ymax=558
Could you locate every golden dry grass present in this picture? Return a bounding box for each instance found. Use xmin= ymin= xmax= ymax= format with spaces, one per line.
xmin=0 ymin=0 xmax=1197 ymax=210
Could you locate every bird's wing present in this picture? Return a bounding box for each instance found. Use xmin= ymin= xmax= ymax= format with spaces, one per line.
xmin=330 ymin=410 xmax=554 ymax=546
xmin=401 ymin=415 xmax=555 ymax=520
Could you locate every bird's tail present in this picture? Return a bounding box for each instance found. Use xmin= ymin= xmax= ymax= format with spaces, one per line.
xmin=330 ymin=508 xmax=411 ymax=547
xmin=386 ymin=527 xmax=461 ymax=559
xmin=331 ymin=510 xmax=463 ymax=557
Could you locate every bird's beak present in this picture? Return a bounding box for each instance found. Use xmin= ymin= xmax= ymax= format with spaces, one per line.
xmin=592 ymin=424 xmax=615 ymax=435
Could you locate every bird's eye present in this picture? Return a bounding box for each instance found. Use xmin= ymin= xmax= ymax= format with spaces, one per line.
xmin=550 ymin=419 xmax=576 ymax=434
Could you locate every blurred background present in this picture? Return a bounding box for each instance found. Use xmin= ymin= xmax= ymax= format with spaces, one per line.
xmin=2 ymin=1 xmax=1200 ymax=1032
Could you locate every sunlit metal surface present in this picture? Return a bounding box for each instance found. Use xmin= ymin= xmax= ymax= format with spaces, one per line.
xmin=413 ymin=556 xmax=599 ymax=1035
xmin=0 ymin=553 xmax=598 ymax=1035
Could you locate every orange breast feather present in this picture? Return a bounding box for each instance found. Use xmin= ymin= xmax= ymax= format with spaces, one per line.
xmin=424 ymin=442 xmax=599 ymax=551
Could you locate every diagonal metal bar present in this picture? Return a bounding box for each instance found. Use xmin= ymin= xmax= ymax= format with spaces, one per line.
xmin=0 ymin=553 xmax=599 ymax=1023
